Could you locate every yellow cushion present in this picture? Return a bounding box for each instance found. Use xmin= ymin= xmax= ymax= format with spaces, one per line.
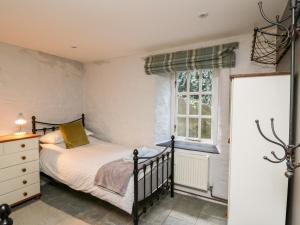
xmin=59 ymin=120 xmax=89 ymax=149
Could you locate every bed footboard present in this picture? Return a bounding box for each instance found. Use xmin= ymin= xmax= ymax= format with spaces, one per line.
xmin=132 ymin=135 xmax=175 ymax=225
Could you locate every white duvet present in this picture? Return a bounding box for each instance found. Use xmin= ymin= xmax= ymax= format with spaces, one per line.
xmin=40 ymin=137 xmax=136 ymax=214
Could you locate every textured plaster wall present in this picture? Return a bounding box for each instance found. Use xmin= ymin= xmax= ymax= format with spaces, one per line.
xmin=83 ymin=57 xmax=159 ymax=147
xmin=83 ymin=33 xmax=275 ymax=199
xmin=0 ymin=42 xmax=84 ymax=135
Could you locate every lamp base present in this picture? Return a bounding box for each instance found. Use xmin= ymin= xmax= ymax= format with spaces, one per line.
xmin=14 ymin=132 xmax=26 ymax=135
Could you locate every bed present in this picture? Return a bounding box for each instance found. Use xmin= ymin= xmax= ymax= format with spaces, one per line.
xmin=32 ymin=114 xmax=175 ymax=225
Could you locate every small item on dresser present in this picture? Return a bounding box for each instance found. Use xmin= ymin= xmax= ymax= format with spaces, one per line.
xmin=15 ymin=113 xmax=27 ymax=135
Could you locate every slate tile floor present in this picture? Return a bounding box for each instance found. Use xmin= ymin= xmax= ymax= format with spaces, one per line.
xmin=16 ymin=180 xmax=227 ymax=225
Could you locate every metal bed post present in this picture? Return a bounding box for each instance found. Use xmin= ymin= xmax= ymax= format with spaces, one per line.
xmin=82 ymin=114 xmax=85 ymax=127
xmin=32 ymin=116 xmax=36 ymax=134
xmin=133 ymin=149 xmax=139 ymax=225
xmin=170 ymin=135 xmax=175 ymax=198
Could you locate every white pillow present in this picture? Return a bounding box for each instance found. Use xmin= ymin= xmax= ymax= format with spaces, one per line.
xmin=40 ymin=129 xmax=94 ymax=144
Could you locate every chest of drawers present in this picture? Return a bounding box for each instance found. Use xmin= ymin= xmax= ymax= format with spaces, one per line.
xmin=0 ymin=133 xmax=41 ymax=206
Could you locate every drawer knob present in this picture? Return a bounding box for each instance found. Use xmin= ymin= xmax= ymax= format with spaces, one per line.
xmin=21 ymin=156 xmax=26 ymax=160
xmin=21 ymin=144 xmax=26 ymax=148
xmin=23 ymin=192 xmax=28 ymax=197
xmin=23 ymin=180 xmax=27 ymax=185
xmin=22 ymin=168 xmax=27 ymax=172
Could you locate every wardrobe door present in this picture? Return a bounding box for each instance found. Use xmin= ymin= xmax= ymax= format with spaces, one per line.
xmin=228 ymin=74 xmax=289 ymax=225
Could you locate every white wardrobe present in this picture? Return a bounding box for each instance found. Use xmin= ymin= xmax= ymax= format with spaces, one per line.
xmin=228 ymin=72 xmax=290 ymax=225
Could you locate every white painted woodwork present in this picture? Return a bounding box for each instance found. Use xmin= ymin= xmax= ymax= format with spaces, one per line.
xmin=175 ymin=150 xmax=209 ymax=191
xmin=0 ymin=149 xmax=39 ymax=169
xmin=0 ymin=183 xmax=40 ymax=205
xmin=3 ymin=138 xmax=39 ymax=154
xmin=0 ymin=137 xmax=40 ymax=205
xmin=0 ymin=172 xmax=39 ymax=195
xmin=228 ymin=75 xmax=289 ymax=225
xmin=0 ymin=160 xmax=39 ymax=183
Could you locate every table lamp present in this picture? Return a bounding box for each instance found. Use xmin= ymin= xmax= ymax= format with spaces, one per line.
xmin=15 ymin=113 xmax=26 ymax=135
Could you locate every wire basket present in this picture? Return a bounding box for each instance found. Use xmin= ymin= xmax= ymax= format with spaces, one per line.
xmin=251 ymin=27 xmax=291 ymax=65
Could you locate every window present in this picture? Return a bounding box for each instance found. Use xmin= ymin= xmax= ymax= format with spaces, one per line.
xmin=174 ymin=69 xmax=215 ymax=143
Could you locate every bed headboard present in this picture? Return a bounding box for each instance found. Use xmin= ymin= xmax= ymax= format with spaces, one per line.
xmin=32 ymin=114 xmax=85 ymax=134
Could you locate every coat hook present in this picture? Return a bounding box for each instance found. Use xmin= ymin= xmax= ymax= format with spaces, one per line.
xmin=258 ymin=1 xmax=290 ymax=38
xmin=255 ymin=118 xmax=300 ymax=178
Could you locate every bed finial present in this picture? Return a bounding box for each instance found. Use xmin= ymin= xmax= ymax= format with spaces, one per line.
xmin=82 ymin=113 xmax=85 ymax=127
xmin=0 ymin=204 xmax=13 ymax=225
xmin=32 ymin=116 xmax=36 ymax=134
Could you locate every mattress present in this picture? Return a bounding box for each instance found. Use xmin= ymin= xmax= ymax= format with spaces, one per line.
xmin=39 ymin=137 xmax=170 ymax=214
xmin=40 ymin=137 xmax=136 ymax=213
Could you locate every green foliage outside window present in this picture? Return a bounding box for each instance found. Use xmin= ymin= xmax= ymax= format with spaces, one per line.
xmin=176 ymin=69 xmax=213 ymax=141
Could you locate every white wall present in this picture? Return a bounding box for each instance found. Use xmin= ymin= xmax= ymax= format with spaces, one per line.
xmin=83 ymin=58 xmax=158 ymax=147
xmin=0 ymin=42 xmax=84 ymax=135
xmin=83 ymin=33 xmax=275 ymax=199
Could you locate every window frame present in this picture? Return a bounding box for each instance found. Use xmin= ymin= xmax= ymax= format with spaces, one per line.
xmin=171 ymin=69 xmax=218 ymax=144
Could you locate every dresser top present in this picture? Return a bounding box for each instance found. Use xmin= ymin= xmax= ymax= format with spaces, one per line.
xmin=0 ymin=133 xmax=41 ymax=143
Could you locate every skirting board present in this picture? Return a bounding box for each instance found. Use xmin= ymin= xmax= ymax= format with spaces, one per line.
xmin=174 ymin=184 xmax=227 ymax=206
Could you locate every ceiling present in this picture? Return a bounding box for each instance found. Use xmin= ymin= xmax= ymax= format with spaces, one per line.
xmin=0 ymin=0 xmax=287 ymax=62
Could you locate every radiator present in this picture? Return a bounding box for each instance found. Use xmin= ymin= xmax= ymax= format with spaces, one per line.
xmin=174 ymin=152 xmax=209 ymax=191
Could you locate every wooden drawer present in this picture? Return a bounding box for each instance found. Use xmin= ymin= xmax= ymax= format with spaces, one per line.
xmin=0 ymin=172 xmax=40 ymax=196
xmin=0 ymin=149 xmax=39 ymax=169
xmin=0 ymin=183 xmax=40 ymax=206
xmin=0 ymin=160 xmax=39 ymax=182
xmin=3 ymin=138 xmax=39 ymax=155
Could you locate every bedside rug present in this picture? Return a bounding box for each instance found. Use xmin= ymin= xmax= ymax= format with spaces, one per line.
xmin=11 ymin=201 xmax=91 ymax=225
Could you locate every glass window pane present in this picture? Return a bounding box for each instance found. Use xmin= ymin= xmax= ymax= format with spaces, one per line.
xmin=177 ymin=117 xmax=186 ymax=137
xmin=189 ymin=71 xmax=200 ymax=92
xmin=189 ymin=118 xmax=198 ymax=138
xmin=201 ymin=118 xmax=211 ymax=139
xmin=178 ymin=95 xmax=187 ymax=114
xmin=202 ymin=70 xmax=213 ymax=92
xmin=201 ymin=94 xmax=212 ymax=115
xmin=177 ymin=72 xmax=187 ymax=92
xmin=189 ymin=95 xmax=199 ymax=115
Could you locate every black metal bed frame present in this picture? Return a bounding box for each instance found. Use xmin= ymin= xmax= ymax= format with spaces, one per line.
xmin=32 ymin=114 xmax=175 ymax=225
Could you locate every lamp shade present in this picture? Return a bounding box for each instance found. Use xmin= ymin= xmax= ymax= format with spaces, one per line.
xmin=15 ymin=113 xmax=26 ymax=125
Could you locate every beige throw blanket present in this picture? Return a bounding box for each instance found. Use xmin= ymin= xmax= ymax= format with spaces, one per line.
xmin=94 ymin=147 xmax=161 ymax=196
xmin=94 ymin=159 xmax=133 ymax=196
